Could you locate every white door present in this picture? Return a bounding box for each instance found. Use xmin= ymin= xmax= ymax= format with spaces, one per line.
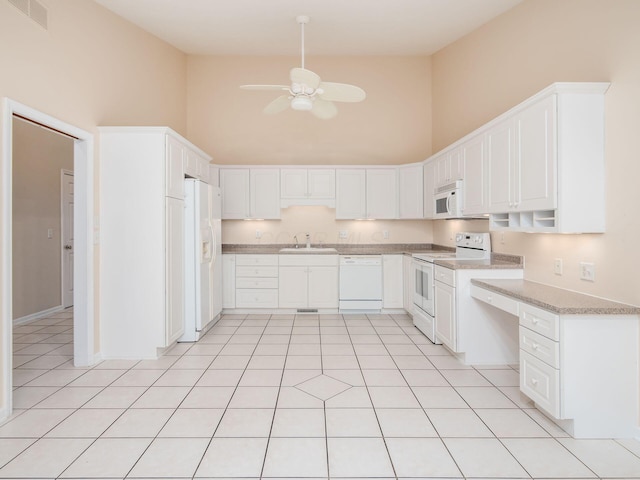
xmin=250 ymin=169 xmax=280 ymax=219
xmin=198 ymin=182 xmax=213 ymax=330
xmin=61 ymin=171 xmax=74 ymax=308
xmin=399 ymin=164 xmax=424 ymax=219
xmin=336 ymin=169 xmax=366 ymax=219
xmin=462 ymin=135 xmax=487 ymax=215
xmin=278 ymin=266 xmax=308 ymax=308
xmin=165 ymin=197 xmax=185 ymax=345
xmin=435 ymin=281 xmax=456 ymax=351
xmin=220 ymin=168 xmax=250 ymax=219
xmin=382 ymin=255 xmax=404 ymax=309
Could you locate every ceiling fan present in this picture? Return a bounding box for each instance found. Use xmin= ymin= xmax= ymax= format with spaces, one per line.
xmin=240 ymin=15 xmax=366 ymax=119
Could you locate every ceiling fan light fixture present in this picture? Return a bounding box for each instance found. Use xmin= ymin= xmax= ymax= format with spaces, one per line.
xmin=291 ymin=96 xmax=313 ymax=111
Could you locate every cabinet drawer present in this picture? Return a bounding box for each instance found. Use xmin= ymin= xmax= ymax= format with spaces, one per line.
xmin=236 ymin=289 xmax=278 ymax=308
xmin=435 ymin=265 xmax=455 ymax=287
xmin=235 ymin=255 xmax=278 ymax=266
xmin=520 ymin=350 xmax=560 ymax=418
xmin=236 ymin=266 xmax=278 ymax=278
xmin=470 ymin=285 xmax=519 ymax=316
xmin=279 ymin=254 xmax=339 ymax=266
xmin=520 ymin=326 xmax=559 ymax=368
xmin=519 ymin=303 xmax=559 ymax=341
xmin=236 ymin=277 xmax=278 ymax=289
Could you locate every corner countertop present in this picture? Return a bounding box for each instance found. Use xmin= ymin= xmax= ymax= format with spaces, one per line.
xmin=471 ymin=279 xmax=640 ymax=315
xmin=222 ymin=244 xmax=524 ymax=269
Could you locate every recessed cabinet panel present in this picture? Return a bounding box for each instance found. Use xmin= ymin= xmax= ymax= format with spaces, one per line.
xmin=435 ymin=280 xmax=456 ymax=351
xmin=281 ymin=169 xmax=307 ymax=198
xmin=423 ymin=161 xmax=436 ymax=219
xmin=221 ymin=169 xmax=250 ymax=219
xmin=308 ymin=266 xmax=339 ymax=308
xmin=250 ymin=169 xmax=280 ymax=219
xmin=336 ymin=169 xmax=366 ymax=219
xmin=382 ymin=255 xmax=403 ymax=309
xmin=399 ymin=164 xmax=424 ymax=219
xmin=462 ymin=135 xmax=487 ymax=216
xmin=516 ymin=95 xmax=556 ymax=211
xmin=487 ymin=121 xmax=514 ymax=213
xmin=366 ymin=168 xmax=397 ymax=219
xmin=308 ymin=169 xmax=336 ymax=198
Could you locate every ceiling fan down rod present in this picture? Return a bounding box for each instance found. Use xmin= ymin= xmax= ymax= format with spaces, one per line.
xmin=296 ymin=15 xmax=309 ymax=70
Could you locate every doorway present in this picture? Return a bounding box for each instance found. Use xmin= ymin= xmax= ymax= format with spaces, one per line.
xmin=1 ymin=99 xmax=95 ymax=422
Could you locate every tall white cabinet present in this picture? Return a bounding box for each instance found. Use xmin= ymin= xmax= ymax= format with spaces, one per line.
xmin=99 ymin=127 xmax=211 ymax=358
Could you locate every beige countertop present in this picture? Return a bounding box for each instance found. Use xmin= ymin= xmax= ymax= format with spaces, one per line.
xmin=222 ymin=243 xmax=454 ymax=256
xmin=471 ymin=279 xmax=640 ymax=315
xmin=222 ymin=244 xmax=524 ymax=268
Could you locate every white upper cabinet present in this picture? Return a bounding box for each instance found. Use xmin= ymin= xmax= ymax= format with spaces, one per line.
xmin=220 ymin=169 xmax=250 ymax=219
xmin=436 ymin=147 xmax=463 ymax=187
xmin=398 ymin=164 xmax=424 ymax=219
xmin=515 ymin=95 xmax=556 ymax=212
xmin=488 ymin=96 xmax=556 ymax=214
xmin=250 ymin=169 xmax=280 ymax=219
xmin=336 ymin=168 xmax=397 ymax=219
xmin=220 ymin=168 xmax=280 ymax=219
xmin=423 ymin=160 xmax=436 ymax=219
xmin=461 ymin=134 xmax=488 ymax=216
xmin=487 ymin=83 xmax=608 ymax=232
xmin=366 ymin=168 xmax=398 ymax=219
xmin=280 ymin=168 xmax=335 ymax=207
xmin=336 ymin=169 xmax=367 ymax=219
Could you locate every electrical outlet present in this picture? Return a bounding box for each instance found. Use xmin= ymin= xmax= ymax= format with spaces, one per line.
xmin=554 ymin=258 xmax=563 ymax=275
xmin=339 ymin=231 xmax=348 ymax=239
xmin=383 ymin=230 xmax=389 ymax=239
xmin=47 ymin=228 xmax=53 ymax=239
xmin=580 ymin=262 xmax=595 ymax=282
xmin=255 ymin=230 xmax=262 ymax=239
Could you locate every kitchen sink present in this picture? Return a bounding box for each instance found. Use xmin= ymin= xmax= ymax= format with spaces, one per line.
xmin=279 ymin=247 xmax=338 ymax=253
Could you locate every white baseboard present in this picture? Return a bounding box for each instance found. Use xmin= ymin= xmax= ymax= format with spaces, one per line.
xmin=13 ymin=305 xmax=64 ymax=325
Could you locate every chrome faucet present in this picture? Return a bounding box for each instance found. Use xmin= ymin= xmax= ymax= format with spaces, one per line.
xmin=294 ymin=235 xmax=299 ymax=249
xmin=305 ymin=233 xmax=311 ymax=249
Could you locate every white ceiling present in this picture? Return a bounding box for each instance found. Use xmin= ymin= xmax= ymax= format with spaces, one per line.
xmin=94 ymin=0 xmax=523 ymax=56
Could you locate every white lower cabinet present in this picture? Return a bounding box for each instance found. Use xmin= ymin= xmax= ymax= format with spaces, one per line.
xmin=235 ymin=255 xmax=278 ymax=308
xmin=222 ymin=254 xmax=236 ymax=309
xmin=279 ymin=255 xmax=338 ymax=309
xmin=434 ymin=268 xmax=456 ymax=351
xmin=473 ymin=285 xmax=639 ymax=438
xmin=382 ymin=255 xmax=403 ymax=309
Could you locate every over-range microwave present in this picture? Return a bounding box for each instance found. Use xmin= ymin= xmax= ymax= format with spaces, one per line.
xmin=433 ymin=180 xmax=463 ymax=219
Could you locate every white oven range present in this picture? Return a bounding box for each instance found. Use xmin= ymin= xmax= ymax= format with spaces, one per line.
xmin=412 ymin=232 xmax=491 ymax=343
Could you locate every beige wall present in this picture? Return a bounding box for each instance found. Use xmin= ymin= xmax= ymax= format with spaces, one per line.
xmin=187 ymin=55 xmax=432 ymax=165
xmin=0 ymin=0 xmax=187 ymax=414
xmin=12 ymin=118 xmax=74 ymax=319
xmin=222 ymin=206 xmax=433 ymax=245
xmin=431 ymin=0 xmax=640 ymax=307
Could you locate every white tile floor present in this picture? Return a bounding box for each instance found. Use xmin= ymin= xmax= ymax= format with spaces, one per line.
xmin=3 ymin=311 xmax=640 ymax=479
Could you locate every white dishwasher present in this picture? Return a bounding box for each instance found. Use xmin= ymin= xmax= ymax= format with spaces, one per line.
xmin=339 ymin=255 xmax=383 ymax=311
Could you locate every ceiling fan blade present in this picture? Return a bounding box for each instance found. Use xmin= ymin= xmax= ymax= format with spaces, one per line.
xmin=240 ymin=85 xmax=289 ymax=91
xmin=290 ymin=68 xmax=321 ymax=90
xmin=264 ymin=95 xmax=291 ymax=115
xmin=318 ymin=82 xmax=366 ymax=103
xmin=310 ymin=98 xmax=338 ymax=119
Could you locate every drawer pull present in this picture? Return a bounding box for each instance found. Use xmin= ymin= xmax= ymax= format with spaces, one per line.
xmin=532 ymin=318 xmax=539 ymax=325
xmin=487 ymin=296 xmax=492 ymax=303
xmin=532 ymin=343 xmax=539 ymax=350
xmin=530 ymin=378 xmax=539 ymax=386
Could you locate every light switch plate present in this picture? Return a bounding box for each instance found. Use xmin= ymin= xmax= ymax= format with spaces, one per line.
xmin=580 ymin=262 xmax=595 ymax=282
xmin=554 ymin=258 xmax=563 ymax=275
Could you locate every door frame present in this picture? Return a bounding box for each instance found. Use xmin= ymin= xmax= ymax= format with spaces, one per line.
xmin=1 ymin=98 xmax=95 ymax=421
xmin=60 ymin=169 xmax=74 ymax=309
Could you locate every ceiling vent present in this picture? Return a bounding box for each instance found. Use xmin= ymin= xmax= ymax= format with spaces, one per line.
xmin=8 ymin=0 xmax=48 ymax=30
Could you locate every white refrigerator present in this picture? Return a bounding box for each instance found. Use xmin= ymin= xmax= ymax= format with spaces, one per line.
xmin=179 ymin=179 xmax=222 ymax=342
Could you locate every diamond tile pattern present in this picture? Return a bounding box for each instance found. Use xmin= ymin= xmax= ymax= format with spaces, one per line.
xmin=296 ymin=374 xmax=352 ymax=400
